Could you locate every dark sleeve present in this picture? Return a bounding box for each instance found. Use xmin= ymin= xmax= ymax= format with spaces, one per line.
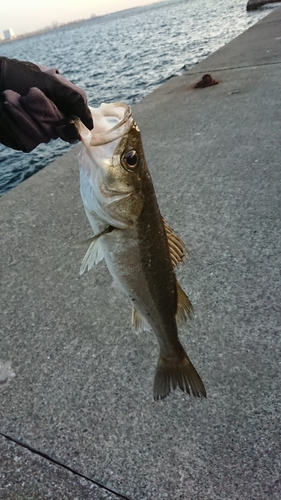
xmin=0 ymin=58 xmax=25 ymax=149
xmin=0 ymin=87 xmax=63 ymax=152
xmin=0 ymin=101 xmax=23 ymax=150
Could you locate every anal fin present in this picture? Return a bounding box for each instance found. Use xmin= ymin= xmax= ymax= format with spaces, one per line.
xmin=132 ymin=307 xmax=151 ymax=333
xmin=176 ymin=281 xmax=194 ymax=327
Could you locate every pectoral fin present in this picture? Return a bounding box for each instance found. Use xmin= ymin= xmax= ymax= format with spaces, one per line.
xmin=162 ymin=218 xmax=189 ymax=268
xmin=79 ymin=226 xmax=113 ymax=275
xmin=176 ymin=281 xmax=194 ymax=327
xmin=80 ymin=239 xmax=104 ymax=275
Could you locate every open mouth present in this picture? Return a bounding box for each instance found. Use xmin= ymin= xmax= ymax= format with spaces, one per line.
xmin=89 ymin=103 xmax=134 ymax=147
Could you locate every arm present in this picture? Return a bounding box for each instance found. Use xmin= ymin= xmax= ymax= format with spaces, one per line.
xmin=0 ymin=57 xmax=93 ymax=152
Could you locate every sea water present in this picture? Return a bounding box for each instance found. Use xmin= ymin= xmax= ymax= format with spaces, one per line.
xmin=0 ymin=0 xmax=269 ymax=196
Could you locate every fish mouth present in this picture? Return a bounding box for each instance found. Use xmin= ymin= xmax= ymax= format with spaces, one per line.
xmin=90 ymin=103 xmax=134 ymax=147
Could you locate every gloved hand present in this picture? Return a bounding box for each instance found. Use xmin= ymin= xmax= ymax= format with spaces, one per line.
xmin=0 ymin=57 xmax=93 ymax=152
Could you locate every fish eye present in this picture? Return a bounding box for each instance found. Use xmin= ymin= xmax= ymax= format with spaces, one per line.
xmin=122 ymin=150 xmax=139 ymax=171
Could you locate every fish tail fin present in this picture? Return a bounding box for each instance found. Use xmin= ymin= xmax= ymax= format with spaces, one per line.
xmin=153 ymin=353 xmax=206 ymax=401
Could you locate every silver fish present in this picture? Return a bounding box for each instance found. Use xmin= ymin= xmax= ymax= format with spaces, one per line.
xmin=77 ymin=103 xmax=206 ymax=400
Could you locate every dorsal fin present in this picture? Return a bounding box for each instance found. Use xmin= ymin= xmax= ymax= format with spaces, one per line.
xmin=162 ymin=218 xmax=189 ymax=269
xmin=176 ymin=281 xmax=194 ymax=327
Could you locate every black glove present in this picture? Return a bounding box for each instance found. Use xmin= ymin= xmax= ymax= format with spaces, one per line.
xmin=0 ymin=57 xmax=93 ymax=152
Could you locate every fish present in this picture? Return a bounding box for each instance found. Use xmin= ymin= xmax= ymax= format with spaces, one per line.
xmin=76 ymin=102 xmax=206 ymax=400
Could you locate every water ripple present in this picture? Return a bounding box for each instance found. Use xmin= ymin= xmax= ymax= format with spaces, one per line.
xmin=0 ymin=0 xmax=268 ymax=196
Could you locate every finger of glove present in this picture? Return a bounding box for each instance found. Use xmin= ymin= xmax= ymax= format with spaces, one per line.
xmin=0 ymin=57 xmax=42 ymax=94
xmin=38 ymin=64 xmax=86 ymax=98
xmin=46 ymin=80 xmax=93 ymax=130
xmin=20 ymin=87 xmax=64 ymax=140
xmin=0 ymin=101 xmax=40 ymax=152
xmin=2 ymin=90 xmax=51 ymax=144
xmin=21 ymin=86 xmax=81 ymax=143
xmin=56 ymin=118 xmax=80 ymax=143
xmin=0 ymin=123 xmax=23 ymax=150
xmin=37 ymin=65 xmax=93 ymax=130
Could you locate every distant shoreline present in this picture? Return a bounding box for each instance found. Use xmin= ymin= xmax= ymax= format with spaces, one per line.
xmin=0 ymin=3 xmax=165 ymax=44
xmin=0 ymin=16 xmax=101 ymax=44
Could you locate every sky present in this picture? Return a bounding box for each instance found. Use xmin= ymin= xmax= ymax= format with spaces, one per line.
xmin=1 ymin=0 xmax=166 ymax=36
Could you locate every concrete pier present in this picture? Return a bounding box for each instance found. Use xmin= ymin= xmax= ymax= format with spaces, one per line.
xmin=1 ymin=7 xmax=281 ymax=500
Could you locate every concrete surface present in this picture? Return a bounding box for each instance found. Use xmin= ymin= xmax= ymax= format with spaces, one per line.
xmin=1 ymin=7 xmax=281 ymax=500
xmin=0 ymin=436 xmax=123 ymax=500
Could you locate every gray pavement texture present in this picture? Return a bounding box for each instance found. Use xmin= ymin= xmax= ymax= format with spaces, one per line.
xmin=1 ymin=7 xmax=281 ymax=500
xmin=0 ymin=436 xmax=122 ymax=500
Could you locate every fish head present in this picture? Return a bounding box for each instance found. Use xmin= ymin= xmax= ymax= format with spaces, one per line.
xmin=77 ymin=103 xmax=145 ymax=229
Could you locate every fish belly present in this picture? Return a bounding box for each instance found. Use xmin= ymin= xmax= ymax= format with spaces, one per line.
xmin=100 ymin=227 xmax=162 ymax=324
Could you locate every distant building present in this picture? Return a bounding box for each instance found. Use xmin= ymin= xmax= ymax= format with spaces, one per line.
xmin=3 ymin=28 xmax=15 ymax=40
